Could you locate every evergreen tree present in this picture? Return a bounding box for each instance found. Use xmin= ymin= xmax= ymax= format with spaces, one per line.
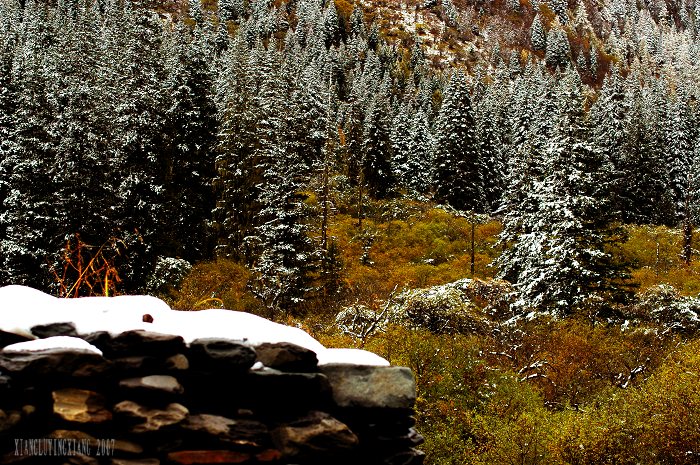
xmin=510 ymin=72 xmax=631 ymax=315
xmin=530 ymin=14 xmax=547 ymax=52
xmin=162 ymin=26 xmax=218 ymax=263
xmin=545 ymin=18 xmax=571 ymax=68
xmin=432 ymin=71 xmax=484 ymax=212
xmin=362 ymin=78 xmax=395 ymax=199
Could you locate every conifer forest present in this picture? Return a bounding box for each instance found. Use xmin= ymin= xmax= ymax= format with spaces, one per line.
xmin=2 ymin=0 xmax=700 ymax=462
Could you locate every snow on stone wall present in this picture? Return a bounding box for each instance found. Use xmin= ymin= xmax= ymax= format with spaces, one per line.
xmin=0 ymin=286 xmax=424 ymax=465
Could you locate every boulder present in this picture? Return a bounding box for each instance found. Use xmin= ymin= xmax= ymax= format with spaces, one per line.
xmin=255 ymin=342 xmax=318 ymax=372
xmin=52 ymin=388 xmax=112 ymax=423
xmin=113 ymin=401 xmax=188 ymax=433
xmin=271 ymin=411 xmax=358 ymax=459
xmin=320 ymin=365 xmax=416 ymax=410
xmin=187 ymin=339 xmax=256 ymax=372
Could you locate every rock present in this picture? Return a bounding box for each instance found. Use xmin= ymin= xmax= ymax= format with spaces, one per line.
xmin=255 ymin=342 xmax=318 ymax=372
xmin=165 ymin=354 xmax=189 ymax=371
xmin=111 ymin=354 xmax=189 ymax=375
xmin=383 ymin=447 xmax=426 ymax=465
xmin=242 ymin=369 xmax=331 ymax=411
xmin=366 ymin=427 xmax=425 ymax=449
xmin=0 ymin=408 xmax=22 ymax=433
xmin=119 ymin=375 xmax=184 ymax=399
xmin=52 ymin=388 xmax=112 ymax=423
xmin=188 ymin=339 xmax=256 ymax=372
xmin=255 ymin=449 xmax=283 ymax=462
xmin=271 ymin=411 xmax=358 ymax=459
xmin=64 ymin=455 xmax=100 ymax=465
xmin=30 ymin=322 xmax=78 ymax=339
xmin=181 ymin=414 xmax=268 ymax=448
xmin=0 ymin=330 xmax=32 ymax=349
xmin=113 ymin=401 xmax=188 ymax=433
xmin=320 ymin=365 xmax=416 ymax=409
xmin=0 ymin=373 xmax=11 ymax=392
xmin=0 ymin=349 xmax=111 ymax=378
xmin=109 ymin=460 xmax=160 ymax=465
xmin=84 ymin=330 xmax=186 ymax=358
xmin=166 ymin=450 xmax=251 ymax=464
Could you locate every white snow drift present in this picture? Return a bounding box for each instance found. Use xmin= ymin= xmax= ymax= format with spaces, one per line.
xmin=0 ymin=285 xmax=389 ymax=366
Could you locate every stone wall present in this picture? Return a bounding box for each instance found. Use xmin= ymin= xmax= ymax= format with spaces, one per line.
xmin=0 ymin=328 xmax=424 ymax=465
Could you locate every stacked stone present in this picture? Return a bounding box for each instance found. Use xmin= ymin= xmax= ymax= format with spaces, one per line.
xmin=0 ymin=326 xmax=424 ymax=465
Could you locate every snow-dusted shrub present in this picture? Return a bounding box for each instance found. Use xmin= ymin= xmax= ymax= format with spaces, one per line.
xmin=336 ymin=279 xmax=514 ymax=337
xmin=146 ymin=257 xmax=192 ymax=295
xmin=335 ymin=304 xmax=387 ymax=339
xmin=389 ymin=285 xmax=487 ymax=334
xmin=637 ymin=284 xmax=700 ymax=335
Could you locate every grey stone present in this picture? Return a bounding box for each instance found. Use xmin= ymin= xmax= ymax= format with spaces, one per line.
xmin=0 ymin=349 xmax=111 ymax=378
xmin=271 ymin=411 xmax=358 ymax=459
xmin=52 ymin=388 xmax=112 ymax=423
xmin=188 ymin=338 xmax=256 ymax=371
xmin=84 ymin=330 xmax=186 ymax=358
xmin=119 ymin=375 xmax=184 ymax=397
xmin=255 ymin=342 xmax=318 ymax=372
xmin=0 ymin=330 xmax=32 ymax=349
xmin=383 ymin=447 xmax=426 ymax=465
xmin=181 ymin=413 xmax=268 ymax=448
xmin=113 ymin=400 xmax=188 ymax=433
xmin=30 ymin=322 xmax=78 ymax=339
xmin=320 ymin=365 xmax=416 ymax=409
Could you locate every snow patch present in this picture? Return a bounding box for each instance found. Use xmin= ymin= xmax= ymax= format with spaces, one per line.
xmin=2 ymin=336 xmax=103 ymax=356
xmin=318 ymin=348 xmax=390 ymax=366
xmin=0 ymin=285 xmax=388 ymax=366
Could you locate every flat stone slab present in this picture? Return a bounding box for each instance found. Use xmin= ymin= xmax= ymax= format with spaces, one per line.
xmin=30 ymin=322 xmax=78 ymax=339
xmin=181 ymin=413 xmax=268 ymax=448
xmin=52 ymin=388 xmax=112 ymax=423
xmin=0 ymin=349 xmax=111 ymax=378
xmin=255 ymin=342 xmax=318 ymax=372
xmin=320 ymin=365 xmax=416 ymax=409
xmin=84 ymin=330 xmax=186 ymax=358
xmin=119 ymin=375 xmax=184 ymax=397
xmin=271 ymin=411 xmax=358 ymax=459
xmin=188 ymin=339 xmax=256 ymax=371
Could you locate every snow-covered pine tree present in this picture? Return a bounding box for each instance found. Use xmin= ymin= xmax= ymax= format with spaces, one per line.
xmin=512 ymin=71 xmax=631 ymax=315
xmin=390 ymin=101 xmax=413 ymax=190
xmin=162 ymin=25 xmax=218 ymax=263
xmin=362 ymin=77 xmax=395 ymax=199
xmin=249 ymin=50 xmax=316 ymax=319
xmin=1 ymin=2 xmax=60 ymax=288
xmin=530 ymin=14 xmax=547 ymax=52
xmin=102 ymin=2 xmax=171 ymax=290
xmin=406 ymin=107 xmax=433 ymax=194
xmin=545 ymin=18 xmax=571 ymax=68
xmin=432 ymin=70 xmax=484 ymax=212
